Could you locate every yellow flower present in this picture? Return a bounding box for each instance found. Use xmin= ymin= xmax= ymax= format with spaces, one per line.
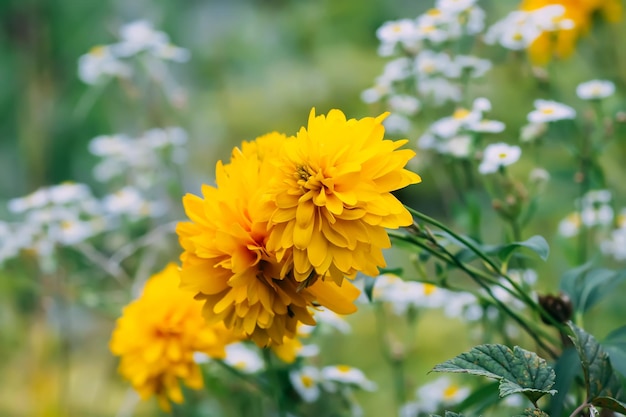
xmin=264 ymin=109 xmax=421 ymax=285
xmin=177 ymin=132 xmax=361 ymax=347
xmin=110 ymin=263 xmax=238 ymax=411
xmin=520 ymin=0 xmax=622 ymax=65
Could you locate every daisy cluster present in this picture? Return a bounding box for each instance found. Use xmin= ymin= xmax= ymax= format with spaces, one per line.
xmin=78 ymin=20 xmax=189 ymax=86
xmin=362 ymin=0 xmax=491 ymax=133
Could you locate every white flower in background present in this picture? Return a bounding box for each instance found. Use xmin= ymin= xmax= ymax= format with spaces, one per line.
xmin=431 ymin=107 xmax=481 ymax=138
xmin=601 ymin=228 xmax=626 ymax=261
xmin=473 ymin=97 xmax=492 ymax=112
xmin=576 ymin=80 xmax=616 ymax=100
xmin=580 ymin=189 xmax=613 ymax=227
xmin=360 ymin=84 xmax=390 ymax=104
xmin=443 ymin=292 xmax=482 ymax=321
xmin=223 ymin=343 xmax=264 ymax=373
xmin=379 ymin=57 xmax=413 ymax=84
xmin=303 ymin=307 xmax=351 ymax=335
xmin=529 ymin=167 xmax=550 ymax=184
xmin=321 ymin=365 xmax=377 ymax=392
xmin=399 ymin=401 xmax=421 ymax=417
xmin=464 ymin=6 xmax=487 ymax=34
xmin=508 ymin=269 xmax=538 ymax=286
xmin=441 ymin=134 xmax=473 ymax=158
xmin=376 ymin=19 xmax=422 ymax=51
xmin=418 ymin=77 xmax=462 ymax=105
xmin=530 ymin=5 xmax=575 ymax=31
xmin=484 ymin=11 xmax=537 ymax=49
xmin=151 ymin=43 xmax=191 ymax=62
xmin=467 ymin=119 xmax=506 ymax=133
xmin=290 ymin=366 xmax=321 ymax=402
xmin=388 ymin=95 xmax=421 ymax=115
xmin=415 ymin=50 xmax=452 ymax=78
xmin=383 ymin=113 xmax=412 ymax=134
xmin=54 ymin=219 xmax=97 ymax=245
xmin=446 ymin=55 xmax=492 ymax=78
xmin=436 ymin=0 xmax=477 ymax=13
xmin=48 ymin=182 xmax=92 ymax=205
xmin=415 ymin=12 xmax=450 ymax=43
xmin=102 ymin=187 xmax=164 ymax=219
xmin=520 ymin=122 xmax=547 ymax=142
xmin=374 ymin=274 xmax=446 ymax=314
xmin=528 ymin=99 xmax=576 ymax=123
xmin=558 ymin=212 xmax=582 ymax=237
xmin=478 ymin=143 xmax=522 ymax=174
xmin=417 ymin=132 xmax=438 ymax=150
xmin=8 ymin=188 xmax=50 ymax=213
xmin=417 ymin=376 xmax=470 ymax=413
xmin=78 ymin=45 xmax=131 ymax=85
xmin=88 ymin=134 xmax=131 ymax=157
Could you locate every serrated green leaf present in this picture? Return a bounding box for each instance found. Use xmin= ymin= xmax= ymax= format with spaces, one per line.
xmin=513 ymin=408 xmax=550 ymax=417
xmin=592 ymin=396 xmax=626 ymax=414
xmin=431 ymin=344 xmax=557 ymax=403
xmin=568 ymin=323 xmax=625 ymax=403
xmin=498 ymin=235 xmax=550 ymax=263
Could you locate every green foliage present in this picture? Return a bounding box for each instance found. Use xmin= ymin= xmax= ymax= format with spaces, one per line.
xmin=431 ymin=411 xmax=464 ymax=417
xmin=602 ymin=325 xmax=626 ymax=377
xmin=568 ymin=323 xmax=626 ymax=414
xmin=560 ymin=265 xmax=626 ymax=313
xmin=453 ymin=235 xmax=549 ymax=264
xmin=431 ymin=344 xmax=557 ymax=404
xmin=513 ymin=408 xmax=550 ymax=417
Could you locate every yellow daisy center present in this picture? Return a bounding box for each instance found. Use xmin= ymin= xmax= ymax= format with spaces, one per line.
xmin=301 ymin=375 xmax=315 ymax=388
xmin=453 ymin=108 xmax=470 ymax=119
xmin=337 ymin=365 xmax=352 ymax=373
xmin=424 ymin=283 xmax=437 ymax=296
xmin=443 ymin=384 xmax=460 ymax=400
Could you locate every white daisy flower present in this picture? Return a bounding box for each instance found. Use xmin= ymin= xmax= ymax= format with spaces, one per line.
xmin=290 ymin=366 xmax=321 ymax=402
xmin=321 ymin=365 xmax=377 ymax=392
xmin=576 ymin=80 xmax=616 ymax=100
xmin=415 ymin=50 xmax=452 ymax=78
xmin=520 ymin=122 xmax=547 ymax=142
xmin=558 ymin=213 xmax=582 ymax=238
xmin=441 ymin=134 xmax=473 ymax=158
xmin=78 ymin=45 xmax=131 ymax=85
xmin=376 ymin=19 xmax=422 ymax=50
xmin=383 ymin=113 xmax=412 ymax=134
xmin=418 ymin=77 xmax=462 ymax=105
xmin=223 ymin=343 xmax=264 ymax=374
xmin=417 ymin=376 xmax=470 ymax=413
xmin=388 ymin=95 xmax=421 ymax=115
xmin=467 ymin=119 xmax=506 ymax=133
xmin=601 ymin=228 xmax=626 ymax=261
xmin=436 ymin=0 xmax=477 ymax=13
xmin=478 ymin=142 xmax=522 ymax=174
xmin=527 ymin=99 xmax=576 ymax=123
xmin=530 ymin=5 xmax=575 ymax=31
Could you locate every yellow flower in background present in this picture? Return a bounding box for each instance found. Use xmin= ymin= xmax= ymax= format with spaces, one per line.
xmin=177 ymin=133 xmax=361 ymax=347
xmin=110 ymin=263 xmax=239 ymax=411
xmin=520 ymin=0 xmax=622 ymax=65
xmin=264 ymin=109 xmax=421 ymax=285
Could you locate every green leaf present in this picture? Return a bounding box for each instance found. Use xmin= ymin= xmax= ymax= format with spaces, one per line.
xmin=568 ymin=323 xmax=625 ymax=407
xmin=431 ymin=344 xmax=557 ymax=403
xmin=456 ymin=381 xmax=500 ymax=414
xmin=592 ymin=397 xmax=626 ymax=414
xmin=602 ymin=325 xmax=626 ymax=377
xmin=548 ymin=347 xmax=581 ymax=417
xmin=497 ymin=235 xmax=550 ymax=263
xmin=513 ymin=408 xmax=550 ymax=417
xmin=560 ymin=266 xmax=626 ymax=313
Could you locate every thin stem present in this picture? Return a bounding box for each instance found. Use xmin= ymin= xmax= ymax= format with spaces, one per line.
xmin=405 ymin=206 xmax=500 ymax=274
xmin=568 ymin=401 xmax=589 ymax=417
xmin=214 ymin=360 xmax=271 ymax=395
xmin=262 ymin=349 xmax=287 ymax=417
xmin=374 ymin=304 xmax=406 ymax=408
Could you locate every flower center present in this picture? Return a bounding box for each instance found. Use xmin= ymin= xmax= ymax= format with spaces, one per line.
xmin=301 ymin=375 xmax=315 ymax=388
xmin=453 ymin=108 xmax=470 ymax=120
xmin=336 ymin=365 xmax=352 ymax=373
xmin=498 ymin=152 xmax=508 ymax=159
xmin=541 ymin=107 xmax=555 ymax=115
xmin=443 ymin=384 xmax=460 ymax=400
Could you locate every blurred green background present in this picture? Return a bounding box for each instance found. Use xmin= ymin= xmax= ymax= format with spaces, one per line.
xmin=2 ymin=0 xmax=626 ymax=416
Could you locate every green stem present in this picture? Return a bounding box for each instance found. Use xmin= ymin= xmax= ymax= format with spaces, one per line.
xmin=374 ymin=304 xmax=407 ymax=408
xmin=262 ymin=349 xmax=287 ymax=417
xmin=388 ymin=230 xmax=561 ymax=353
xmin=214 ymin=360 xmax=271 ymax=395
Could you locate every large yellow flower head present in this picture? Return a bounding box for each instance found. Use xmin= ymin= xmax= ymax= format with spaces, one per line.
xmin=520 ymin=0 xmax=622 ymax=65
xmin=177 ymin=132 xmax=361 ymax=347
xmin=264 ymin=109 xmax=421 ymax=285
xmin=110 ymin=263 xmax=238 ymax=411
